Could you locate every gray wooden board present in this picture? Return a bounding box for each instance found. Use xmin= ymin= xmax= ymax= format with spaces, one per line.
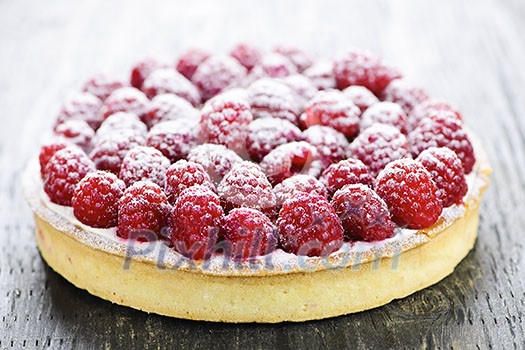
xmin=1 ymin=0 xmax=524 ymax=348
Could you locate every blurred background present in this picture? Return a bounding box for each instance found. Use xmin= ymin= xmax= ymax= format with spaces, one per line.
xmin=1 ymin=0 xmax=524 ymax=348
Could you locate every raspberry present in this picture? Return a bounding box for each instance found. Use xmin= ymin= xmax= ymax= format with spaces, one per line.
xmin=82 ymin=73 xmax=126 ymax=101
xmin=303 ymin=125 xmax=349 ymax=167
xmin=381 ymin=79 xmax=429 ymax=114
xmin=408 ymin=113 xmax=475 ymax=174
xmin=171 ymin=185 xmax=224 ymax=260
xmin=146 ymin=119 xmax=199 ymax=162
xmin=192 ymin=55 xmax=247 ymax=101
xmin=273 ymin=46 xmax=313 ymax=72
xmin=331 ymin=184 xmax=395 ymax=241
xmin=250 ymin=53 xmax=297 ymax=78
xmin=280 ymin=74 xmax=318 ymax=102
xmin=217 ymin=161 xmax=277 ymax=216
xmin=117 ymin=181 xmax=170 ymax=241
xmin=141 ymin=68 xmax=201 ymax=106
xmin=222 ymin=208 xmax=278 ymax=260
xmin=72 ymin=171 xmax=125 ymax=228
xmin=247 ymin=78 xmax=301 ymax=125
xmin=130 ymin=57 xmax=167 ymax=89
xmin=360 ymin=101 xmax=409 ymax=134
xmin=416 ymin=147 xmax=468 ymax=207
xmin=303 ymin=90 xmax=361 ymax=138
xmin=165 ymin=160 xmax=215 ymax=204
xmin=230 ymin=43 xmax=262 ymax=71
xmin=175 ymin=48 xmax=211 ymax=80
xmin=95 ymin=112 xmax=147 ymax=143
xmin=277 ymin=192 xmax=344 ymax=257
xmin=55 ymin=92 xmax=103 ymax=130
xmin=348 ymin=123 xmax=411 ymax=177
xmin=143 ymin=93 xmax=199 ymax=128
xmin=319 ymin=158 xmax=374 ymax=197
xmin=343 ymin=86 xmax=379 ymax=113
xmin=333 ymin=49 xmax=402 ymax=95
xmin=119 ymin=146 xmax=170 ymax=187
xmin=99 ymin=87 xmax=149 ymax=120
xmin=43 ymin=147 xmax=95 ymax=206
xmin=90 ymin=131 xmax=146 ymax=174
xmin=273 ymin=174 xmax=327 ymax=206
xmin=260 ymin=141 xmax=322 ymax=185
xmin=39 ymin=138 xmax=71 ymax=179
xmin=199 ymin=92 xmax=253 ymax=154
xmin=246 ymin=118 xmax=302 ymax=162
xmin=187 ymin=143 xmax=243 ymax=183
xmin=303 ymin=60 xmax=336 ymax=90
xmin=375 ymin=158 xmax=443 ymax=229
xmin=54 ymin=120 xmax=95 ymax=152
xmin=408 ymin=99 xmax=462 ymax=131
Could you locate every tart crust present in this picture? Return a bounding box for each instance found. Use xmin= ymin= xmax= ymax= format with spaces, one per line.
xmin=26 ymin=138 xmax=491 ymax=323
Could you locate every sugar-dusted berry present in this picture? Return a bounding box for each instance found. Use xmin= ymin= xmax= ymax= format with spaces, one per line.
xmin=95 ymin=112 xmax=147 ymax=143
xmin=187 ymin=143 xmax=243 ymax=183
xmin=99 ymin=87 xmax=149 ymax=120
xmin=82 ymin=73 xmax=126 ymax=101
xmin=55 ymin=92 xmax=103 ymax=130
xmin=130 ymin=57 xmax=167 ymax=89
xmin=192 ymin=55 xmax=247 ymax=101
xmin=165 ymin=160 xmax=215 ymax=204
xmin=360 ymin=101 xmax=408 ymax=134
xmin=54 ymin=119 xmax=95 ymax=152
xmin=408 ymin=99 xmax=463 ymax=131
xmin=90 ymin=131 xmax=146 ymax=174
xmin=251 ymin=52 xmax=297 ymax=78
xmin=143 ymin=93 xmax=199 ymax=128
xmin=381 ymin=79 xmax=429 ymax=114
xmin=119 ymin=146 xmax=170 ymax=187
xmin=176 ymin=48 xmax=210 ymax=80
xmin=303 ymin=125 xmax=349 ymax=167
xmin=230 ymin=43 xmax=262 ymax=71
xmin=319 ymin=158 xmax=374 ymax=197
xmin=303 ymin=60 xmax=336 ymax=90
xmin=246 ymin=118 xmax=302 ymax=162
xmin=343 ymin=86 xmax=379 ymax=113
xmin=146 ymin=119 xmax=200 ymax=163
xmin=273 ymin=46 xmax=313 ymax=72
xmin=273 ymin=174 xmax=327 ymax=206
xmin=141 ymin=68 xmax=201 ymax=106
xmin=39 ymin=138 xmax=71 ymax=179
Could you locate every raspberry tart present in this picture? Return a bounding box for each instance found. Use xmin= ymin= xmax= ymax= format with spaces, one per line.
xmin=24 ymin=45 xmax=491 ymax=323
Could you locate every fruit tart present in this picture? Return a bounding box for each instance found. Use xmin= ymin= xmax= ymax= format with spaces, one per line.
xmin=23 ymin=45 xmax=491 ymax=323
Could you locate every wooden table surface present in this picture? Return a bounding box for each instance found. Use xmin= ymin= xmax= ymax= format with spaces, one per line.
xmin=1 ymin=0 xmax=524 ymax=348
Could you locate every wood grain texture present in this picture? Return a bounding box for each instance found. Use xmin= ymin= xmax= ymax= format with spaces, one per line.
xmin=1 ymin=0 xmax=524 ymax=348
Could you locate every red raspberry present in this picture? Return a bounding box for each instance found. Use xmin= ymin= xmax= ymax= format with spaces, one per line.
xmin=222 ymin=208 xmax=278 ymax=260
xmin=320 ymin=158 xmax=374 ymax=197
xmin=55 ymin=92 xmax=103 ymax=130
xmin=99 ymin=87 xmax=149 ymax=120
xmin=303 ymin=125 xmax=349 ymax=167
xmin=72 ymin=171 xmax=125 ymax=228
xmin=165 ymin=160 xmax=215 ymax=204
xmin=333 ymin=49 xmax=401 ymax=94
xmin=408 ymin=99 xmax=462 ymax=131
xmin=246 ymin=118 xmax=302 ymax=162
xmin=408 ymin=113 xmax=475 ymax=174
xmin=260 ymin=141 xmax=322 ymax=185
xmin=303 ymin=60 xmax=336 ymax=90
xmin=375 ymin=158 xmax=443 ymax=229
xmin=230 ymin=43 xmax=262 ymax=71
xmin=117 ymin=181 xmax=170 ymax=241
xmin=43 ymin=147 xmax=95 ymax=206
xmin=171 ymin=185 xmax=224 ymax=260
xmin=247 ymin=78 xmax=302 ymax=125
xmin=360 ymin=101 xmax=409 ymax=134
xmin=119 ymin=146 xmax=170 ymax=188
xmin=199 ymin=92 xmax=253 ymax=154
xmin=82 ymin=73 xmax=126 ymax=101
xmin=331 ymin=184 xmax=395 ymax=242
xmin=280 ymin=74 xmax=318 ymax=102
xmin=95 ymin=112 xmax=147 ymax=143
xmin=273 ymin=46 xmax=313 ymax=72
xmin=381 ymin=79 xmax=429 ymax=114
xmin=187 ymin=143 xmax=243 ymax=183
xmin=303 ymin=90 xmax=361 ymax=138
xmin=141 ymin=68 xmax=201 ymax=106
xmin=90 ymin=131 xmax=146 ymax=174
xmin=273 ymin=174 xmax=327 ymax=206
xmin=143 ymin=93 xmax=199 ymax=128
xmin=343 ymin=86 xmax=379 ymax=113
xmin=175 ymin=48 xmax=211 ymax=80
xmin=130 ymin=57 xmax=167 ymax=89
xmin=416 ymin=147 xmax=468 ymax=207
xmin=146 ymin=119 xmax=200 ymax=162
xmin=250 ymin=53 xmax=297 ymax=79
xmin=349 ymin=123 xmax=411 ymax=177
xmin=39 ymin=138 xmax=71 ymax=179
xmin=192 ymin=55 xmax=247 ymax=101
xmin=277 ymin=192 xmax=344 ymax=257
xmin=218 ymin=161 xmax=277 ymax=216
xmin=54 ymin=120 xmax=95 ymax=152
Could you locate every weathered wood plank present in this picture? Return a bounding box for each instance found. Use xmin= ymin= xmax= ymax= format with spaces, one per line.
xmin=1 ymin=0 xmax=524 ymax=349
